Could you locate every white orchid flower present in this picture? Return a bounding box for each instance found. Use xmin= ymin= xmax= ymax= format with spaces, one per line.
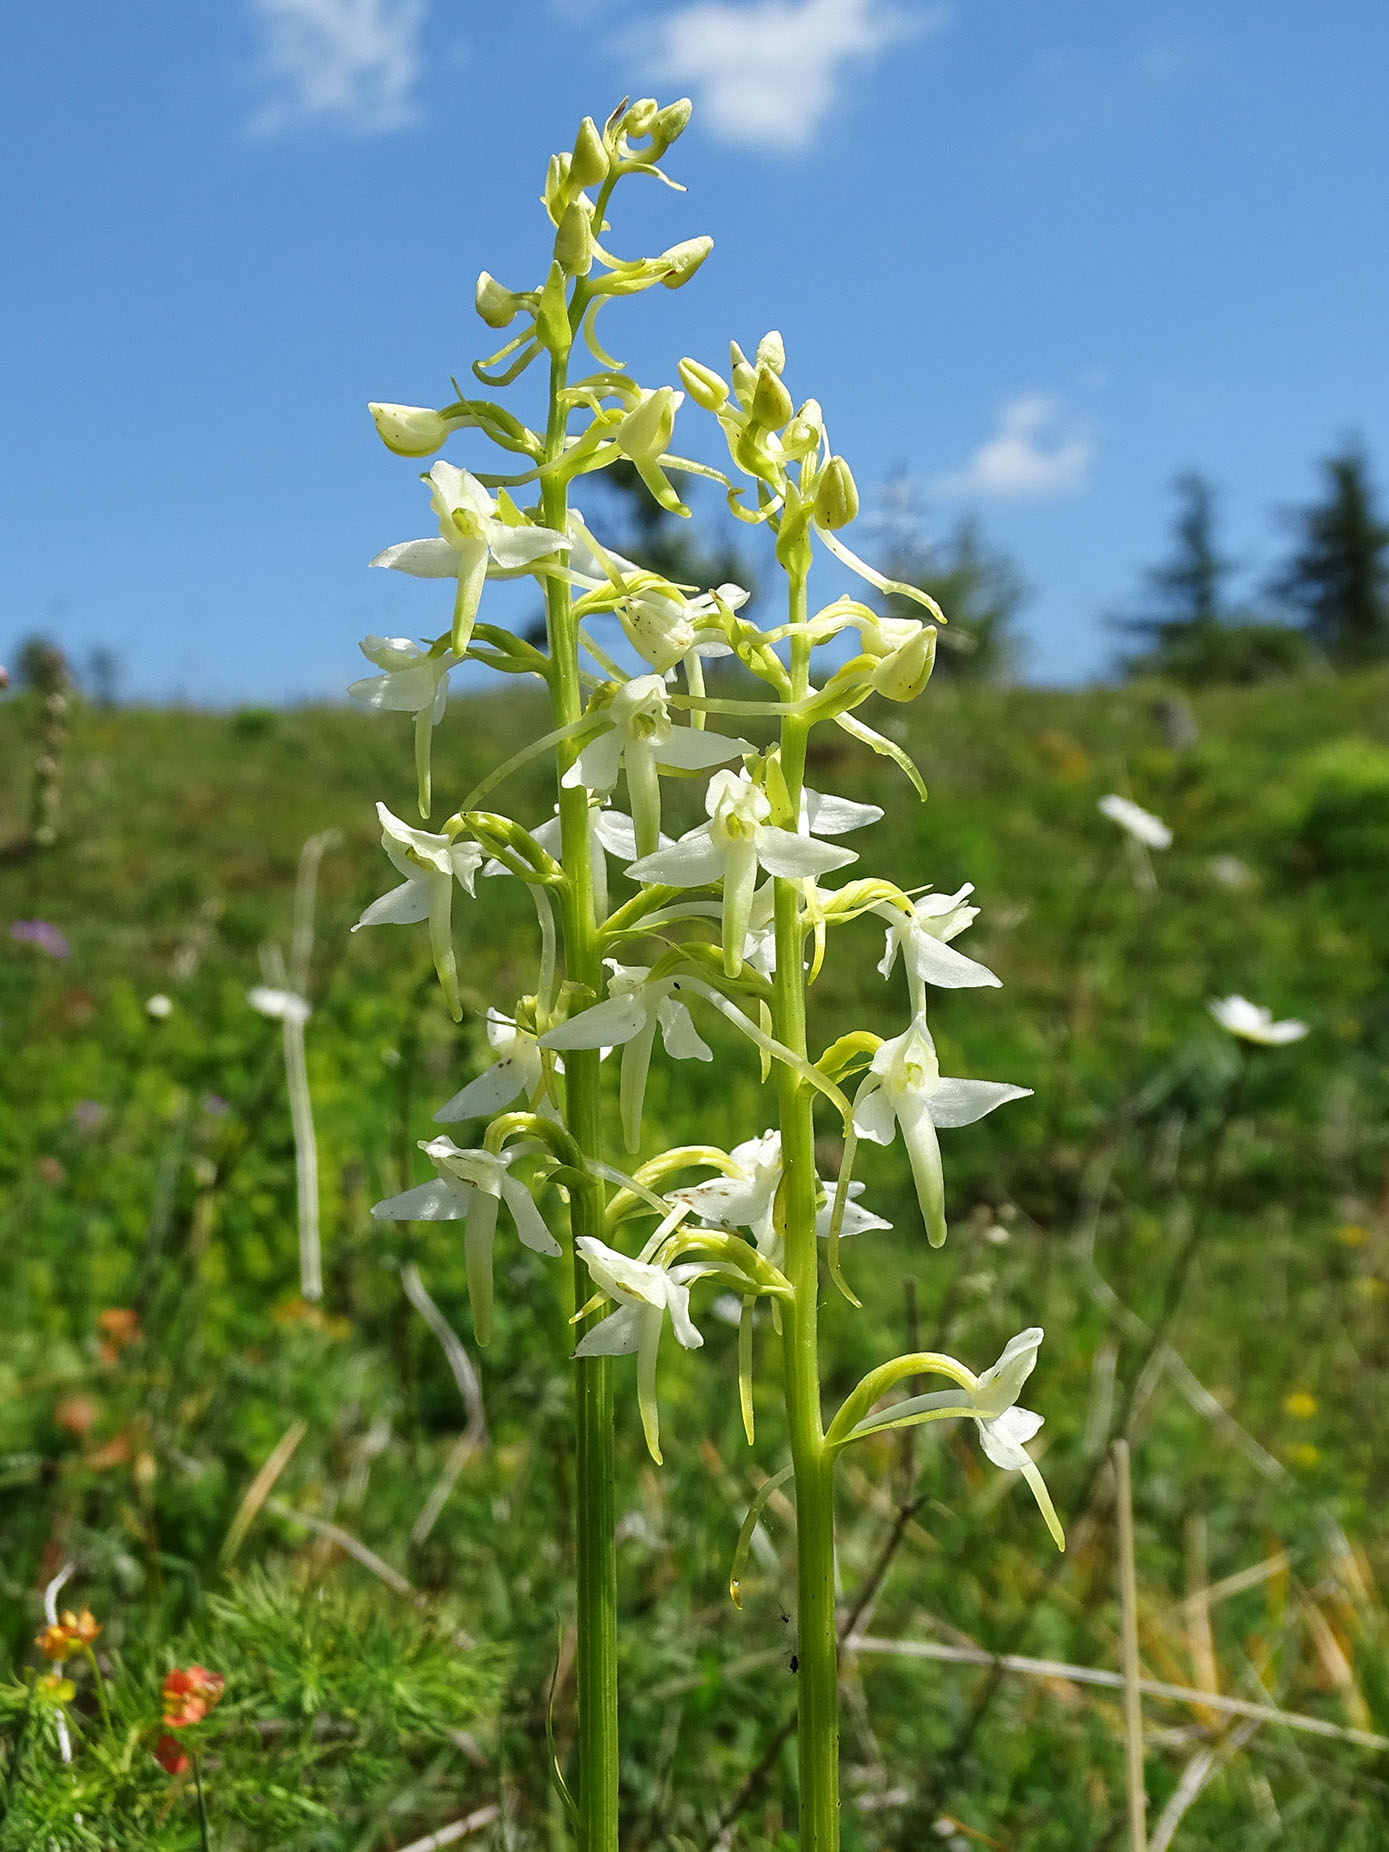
xmin=563 ymin=675 xmax=751 ymax=856
xmin=875 ymin=883 xmax=1000 ymax=1013
xmin=617 ymin=582 xmax=741 ymax=676
xmin=370 ymin=461 xmax=570 ymax=654
xmin=843 ymin=1327 xmax=1064 ymax=1549
xmin=573 ymin=1234 xmax=706 ymax=1463
xmin=671 ymin=1129 xmax=783 ymax=1248
xmin=348 ymin=634 xmax=462 ymax=817
xmin=1208 ymin=995 xmax=1308 ymax=1046
xmin=670 ymin=1129 xmax=890 ymax=1261
xmin=435 ymin=1007 xmax=548 ymax=1122
xmin=853 ymin=1015 xmax=1031 ymax=1248
xmin=351 ymin=803 xmax=486 ymax=1021
xmin=540 ymin=961 xmax=712 ymax=1151
xmin=1098 ymin=793 xmax=1172 ymax=851
xmin=371 ymin=1135 xmax=560 ymax=1344
xmin=629 ymin=769 xmax=858 ymax=974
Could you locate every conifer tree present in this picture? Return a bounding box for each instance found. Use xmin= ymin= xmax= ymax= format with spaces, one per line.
xmin=1272 ymin=441 xmax=1389 ymax=667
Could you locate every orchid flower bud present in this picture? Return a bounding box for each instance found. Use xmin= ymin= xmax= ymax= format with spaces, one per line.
xmin=555 ymin=198 xmax=595 ymax=276
xmin=475 ymin=271 xmax=527 ymax=329
xmin=678 ymin=356 xmax=729 ymax=411
xmin=544 ymin=151 xmax=574 ymax=222
xmin=658 ymin=236 xmax=713 ymax=288
xmin=813 ymin=454 xmax=859 ymax=530
xmin=729 ymin=341 xmax=757 ymax=409
xmin=368 ymin=403 xmax=464 ymax=459
xmin=570 ymin=115 xmax=609 ymax=187
xmin=755 ymin=330 xmax=786 ymax=375
xmin=750 ymin=363 xmax=794 ymax=431
xmin=872 ymin=623 xmax=936 ymax=702
xmin=649 ymin=96 xmax=693 ymax=152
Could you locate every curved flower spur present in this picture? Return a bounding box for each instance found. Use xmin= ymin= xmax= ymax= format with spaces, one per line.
xmin=350 ymin=94 xmax=1062 ymax=1851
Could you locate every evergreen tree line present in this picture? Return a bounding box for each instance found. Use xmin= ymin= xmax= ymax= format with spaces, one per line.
xmin=877 ymin=438 xmax=1389 ymax=686
xmin=1112 ymin=440 xmax=1389 ymax=685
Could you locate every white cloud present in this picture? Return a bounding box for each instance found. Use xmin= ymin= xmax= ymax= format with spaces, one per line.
xmin=248 ymin=0 xmax=427 ymax=137
xmin=932 ymin=394 xmax=1092 ymax=499
xmin=620 ymin=0 xmax=943 ymax=153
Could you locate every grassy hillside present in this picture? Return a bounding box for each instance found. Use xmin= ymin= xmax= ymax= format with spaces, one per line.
xmin=2 ymin=670 xmax=1388 ymax=1849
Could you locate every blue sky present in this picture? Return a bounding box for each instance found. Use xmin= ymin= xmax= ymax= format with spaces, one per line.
xmin=3 ymin=0 xmax=1386 ymax=700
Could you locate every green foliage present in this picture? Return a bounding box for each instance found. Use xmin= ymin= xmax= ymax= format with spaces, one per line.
xmin=3 ymin=670 xmax=1388 ymax=1846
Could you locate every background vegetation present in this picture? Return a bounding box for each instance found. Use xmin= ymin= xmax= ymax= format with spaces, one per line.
xmin=3 ymin=649 xmax=1388 ymax=1848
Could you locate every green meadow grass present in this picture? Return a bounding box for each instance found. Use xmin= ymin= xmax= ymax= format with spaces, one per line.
xmin=2 ymin=669 xmax=1387 ymax=1849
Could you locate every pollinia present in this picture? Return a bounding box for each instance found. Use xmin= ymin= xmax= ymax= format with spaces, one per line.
xmin=352 ymin=96 xmax=1062 ymax=1852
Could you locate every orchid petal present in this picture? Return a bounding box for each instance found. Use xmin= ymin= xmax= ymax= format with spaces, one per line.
xmin=370 ymin=1178 xmax=473 ymax=1221
xmin=926 ymin=1078 xmax=1033 ymax=1129
xmin=370 ymin=539 xmax=461 ymax=577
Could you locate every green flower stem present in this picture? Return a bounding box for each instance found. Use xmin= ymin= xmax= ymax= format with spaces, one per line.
xmin=540 ymin=228 xmax=619 ymax=1852
xmin=773 ymin=558 xmax=840 ymax=1849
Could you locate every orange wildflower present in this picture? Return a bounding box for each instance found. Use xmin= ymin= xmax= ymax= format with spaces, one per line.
xmin=161 ymin=1664 xmax=225 ymax=1728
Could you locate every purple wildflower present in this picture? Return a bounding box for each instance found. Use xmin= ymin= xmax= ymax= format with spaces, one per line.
xmin=10 ymin=920 xmax=72 ymax=960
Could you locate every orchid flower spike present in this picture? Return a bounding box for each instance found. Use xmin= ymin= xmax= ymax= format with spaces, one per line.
xmin=845 ymin=1328 xmax=1064 ymax=1549
xmin=541 ymin=962 xmax=712 ymax=1151
xmin=352 ymin=804 xmax=485 ymax=1021
xmin=435 ymin=1006 xmax=551 ymax=1122
xmin=853 ymin=1015 xmax=1031 ymax=1247
xmin=371 ymin=462 xmax=570 ymax=655
xmin=563 ymin=675 xmax=751 ymax=856
xmin=1208 ymin=994 xmax=1308 ymax=1046
xmin=371 ymin=1135 xmax=560 ymax=1343
xmin=629 ymin=768 xmax=857 ymax=974
xmin=875 ymin=883 xmax=1001 ymax=1014
xmin=348 ymin=634 xmax=462 ymax=817
xmin=573 ymin=1236 xmax=706 ymax=1463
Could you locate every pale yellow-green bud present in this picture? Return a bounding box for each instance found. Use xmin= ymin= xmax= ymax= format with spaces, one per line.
xmin=570 ymin=115 xmax=609 ymax=188
xmin=649 ymin=96 xmax=692 ymax=151
xmin=658 ymin=235 xmax=713 ymax=288
xmin=729 ymin=343 xmax=757 ymax=409
xmin=755 ymin=330 xmax=786 ymax=375
xmin=750 ymin=363 xmax=793 ymax=431
xmin=544 ymin=151 xmax=573 ymax=223
xmin=813 ymin=455 xmax=859 ymax=529
xmin=624 ymin=97 xmax=659 ymax=135
xmin=872 ymin=625 xmax=937 ymax=701
xmin=555 ymin=199 xmax=594 ymax=276
xmin=368 ymin=403 xmax=460 ymax=459
xmin=678 ymin=356 xmax=729 ymax=411
xmin=476 ymin=271 xmax=524 ymax=329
